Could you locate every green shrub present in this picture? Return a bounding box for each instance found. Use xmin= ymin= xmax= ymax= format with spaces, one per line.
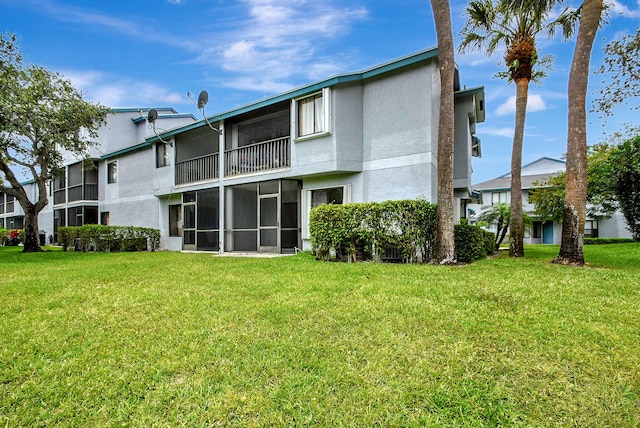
xmin=0 ymin=228 xmax=23 ymax=246
xmin=58 ymin=225 xmax=160 ymax=252
xmin=482 ymin=229 xmax=497 ymax=256
xmin=309 ymin=199 xmax=437 ymax=263
xmin=584 ymin=237 xmax=635 ymax=245
xmin=0 ymin=228 xmax=9 ymax=246
xmin=454 ymin=220 xmax=487 ymax=263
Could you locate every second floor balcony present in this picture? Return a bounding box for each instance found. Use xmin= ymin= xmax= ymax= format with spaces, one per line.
xmin=68 ymin=184 xmax=98 ymax=202
xmin=175 ymin=136 xmax=290 ymax=186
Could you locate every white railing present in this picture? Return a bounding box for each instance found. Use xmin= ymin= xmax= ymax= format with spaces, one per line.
xmin=224 ymin=137 xmax=290 ymax=177
xmin=175 ymin=153 xmax=219 ymax=185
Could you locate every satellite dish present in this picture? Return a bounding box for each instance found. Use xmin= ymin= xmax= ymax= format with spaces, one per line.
xmin=197 ymin=90 xmax=209 ymax=109
xmin=146 ymin=108 xmax=171 ymax=145
xmin=147 ymin=108 xmax=158 ymax=124
xmin=187 ymin=90 xmax=222 ymax=134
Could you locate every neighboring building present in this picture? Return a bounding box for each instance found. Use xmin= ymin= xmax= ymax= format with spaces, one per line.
xmin=4 ymin=47 xmax=486 ymax=253
xmin=469 ymin=157 xmax=631 ymax=244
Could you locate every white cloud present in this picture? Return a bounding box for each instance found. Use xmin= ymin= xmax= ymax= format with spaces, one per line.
xmin=495 ymin=94 xmax=547 ymax=116
xmin=208 ymin=0 xmax=369 ymax=91
xmin=607 ymin=0 xmax=640 ymax=18
xmin=482 ymin=127 xmax=516 ymax=138
xmin=60 ymin=69 xmax=183 ymax=107
xmin=220 ymin=77 xmax=296 ymax=94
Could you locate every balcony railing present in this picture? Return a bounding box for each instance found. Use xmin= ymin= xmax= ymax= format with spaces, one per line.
xmin=224 ymin=137 xmax=290 ymax=177
xmin=175 ymin=153 xmax=220 ymax=185
xmin=67 ymin=184 xmax=98 ymax=202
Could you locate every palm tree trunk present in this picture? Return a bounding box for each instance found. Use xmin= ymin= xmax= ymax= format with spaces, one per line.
xmin=554 ymin=0 xmax=603 ymax=266
xmin=509 ymin=78 xmax=529 ymax=257
xmin=430 ymin=0 xmax=456 ymax=264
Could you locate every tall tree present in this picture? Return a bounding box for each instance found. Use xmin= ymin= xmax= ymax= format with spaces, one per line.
xmin=430 ymin=0 xmax=457 ymax=264
xmin=554 ymin=0 xmax=603 ymax=265
xmin=459 ymin=0 xmax=577 ymax=257
xmin=529 ymin=144 xmax=618 ymax=222
xmin=0 ymin=33 xmax=108 ymax=252
xmin=607 ymin=136 xmax=640 ymax=240
xmin=594 ymin=27 xmax=639 ymax=118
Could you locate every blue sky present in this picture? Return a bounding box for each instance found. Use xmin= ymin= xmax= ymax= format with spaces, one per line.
xmin=2 ymin=0 xmax=638 ymax=183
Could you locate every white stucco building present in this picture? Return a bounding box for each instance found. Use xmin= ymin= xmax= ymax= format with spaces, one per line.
xmin=2 ymin=47 xmax=486 ymax=253
xmin=469 ymin=157 xmax=632 ymax=244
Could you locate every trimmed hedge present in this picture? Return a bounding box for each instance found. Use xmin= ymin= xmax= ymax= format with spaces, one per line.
xmin=309 ymin=199 xmax=437 ymax=263
xmin=309 ymin=200 xmax=494 ymax=264
xmin=58 ymin=225 xmax=160 ymax=252
xmin=584 ymin=237 xmax=636 ymax=245
xmin=454 ymin=220 xmax=495 ymax=263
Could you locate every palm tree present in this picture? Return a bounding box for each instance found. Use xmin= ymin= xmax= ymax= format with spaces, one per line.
xmin=554 ymin=0 xmax=604 ymax=265
xmin=459 ymin=0 xmax=577 ymax=258
xmin=430 ymin=0 xmax=457 ymax=264
xmin=478 ymin=202 xmax=533 ymax=250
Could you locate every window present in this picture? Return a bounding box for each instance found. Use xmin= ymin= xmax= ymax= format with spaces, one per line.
xmin=107 ymin=161 xmax=118 ymax=183
xmin=5 ymin=195 xmax=14 ymax=213
xmin=311 ymin=187 xmax=344 ymax=208
xmin=0 ymin=192 xmax=4 ymax=214
xmin=156 ymin=142 xmax=169 ymax=168
xmin=295 ymin=88 xmax=330 ymax=139
xmin=585 ymin=220 xmax=599 ymax=238
xmin=53 ymin=172 xmax=66 ymax=204
xmin=169 ymin=205 xmax=181 ymax=237
xmin=491 ymin=191 xmax=508 ymax=204
xmin=101 ymin=212 xmax=110 ymax=225
xmin=532 ymin=221 xmax=542 ymax=239
xmin=303 ymin=185 xmax=349 ymax=240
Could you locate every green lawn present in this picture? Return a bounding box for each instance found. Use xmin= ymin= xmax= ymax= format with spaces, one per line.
xmin=1 ymin=245 xmax=639 ymax=427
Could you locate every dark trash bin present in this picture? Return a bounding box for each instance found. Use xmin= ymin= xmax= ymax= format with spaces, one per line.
xmin=39 ymin=230 xmax=46 ymax=245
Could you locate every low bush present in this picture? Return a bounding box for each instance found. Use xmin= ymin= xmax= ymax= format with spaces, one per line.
xmin=0 ymin=228 xmax=23 ymax=246
xmin=454 ymin=220 xmax=489 ymax=263
xmin=58 ymin=225 xmax=160 ymax=252
xmin=482 ymin=228 xmax=497 ymax=256
xmin=309 ymin=199 xmax=438 ymax=263
xmin=584 ymin=237 xmax=636 ymax=245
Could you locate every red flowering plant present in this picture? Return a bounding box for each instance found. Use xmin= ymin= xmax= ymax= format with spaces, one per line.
xmin=8 ymin=229 xmax=21 ymax=246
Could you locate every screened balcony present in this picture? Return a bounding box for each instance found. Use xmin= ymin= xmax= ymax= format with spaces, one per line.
xmin=175 ymin=153 xmax=219 ymax=185
xmin=224 ymin=136 xmax=290 ymax=178
xmin=174 ymin=137 xmax=291 ymax=185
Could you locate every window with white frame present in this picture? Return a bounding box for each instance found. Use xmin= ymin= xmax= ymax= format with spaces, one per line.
xmin=107 ymin=161 xmax=117 ymax=184
xmin=491 ymin=191 xmax=508 ymax=204
xmin=311 ymin=187 xmax=344 ymax=208
xmin=303 ymin=185 xmax=350 ymax=239
xmin=294 ymin=88 xmax=330 ymax=139
xmin=156 ymin=142 xmax=170 ymax=168
xmin=584 ymin=220 xmax=599 ymax=238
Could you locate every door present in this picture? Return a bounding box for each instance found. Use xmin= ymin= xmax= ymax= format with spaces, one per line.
xmin=543 ymin=221 xmax=554 ymax=244
xmin=259 ymin=194 xmax=279 ymax=253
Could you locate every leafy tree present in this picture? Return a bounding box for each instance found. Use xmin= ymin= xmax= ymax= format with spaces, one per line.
xmin=0 ymin=33 xmax=109 ymax=252
xmin=555 ymin=0 xmax=604 ymax=266
xmin=459 ymin=0 xmax=578 ymax=258
xmin=529 ymin=144 xmax=617 ymax=221
xmin=594 ymin=27 xmax=639 ymax=118
xmin=609 ymin=136 xmax=640 ymax=240
xmin=477 ymin=202 xmax=532 ymax=250
xmin=430 ymin=0 xmax=457 ymax=264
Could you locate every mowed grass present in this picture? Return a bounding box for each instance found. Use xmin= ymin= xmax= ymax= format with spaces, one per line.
xmin=1 ymin=245 xmax=639 ymax=427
